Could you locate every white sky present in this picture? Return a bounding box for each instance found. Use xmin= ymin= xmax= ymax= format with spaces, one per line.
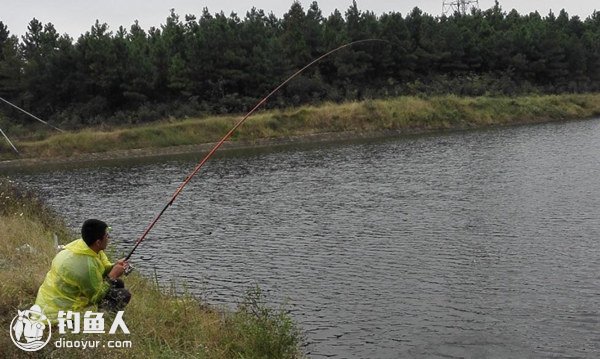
xmin=1 ymin=0 xmax=598 ymax=39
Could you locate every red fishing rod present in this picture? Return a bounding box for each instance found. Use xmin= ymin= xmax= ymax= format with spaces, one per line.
xmin=124 ymin=39 xmax=386 ymax=262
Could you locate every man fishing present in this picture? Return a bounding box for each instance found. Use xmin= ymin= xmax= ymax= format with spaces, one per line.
xmin=35 ymin=219 xmax=131 ymax=322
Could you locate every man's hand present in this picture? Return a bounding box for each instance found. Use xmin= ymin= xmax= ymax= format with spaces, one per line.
xmin=108 ymin=263 xmax=125 ymax=279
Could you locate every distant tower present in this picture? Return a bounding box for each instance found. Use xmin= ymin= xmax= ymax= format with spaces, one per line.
xmin=442 ymin=0 xmax=480 ymax=15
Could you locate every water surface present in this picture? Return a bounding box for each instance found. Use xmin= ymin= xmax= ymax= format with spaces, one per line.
xmin=7 ymin=120 xmax=600 ymax=358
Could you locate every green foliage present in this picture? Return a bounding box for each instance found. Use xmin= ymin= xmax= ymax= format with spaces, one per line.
xmin=218 ymin=287 xmax=302 ymax=358
xmin=1 ymin=3 xmax=600 ymax=130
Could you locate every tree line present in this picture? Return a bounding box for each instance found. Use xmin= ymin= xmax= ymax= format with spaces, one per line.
xmin=0 ymin=1 xmax=599 ymax=129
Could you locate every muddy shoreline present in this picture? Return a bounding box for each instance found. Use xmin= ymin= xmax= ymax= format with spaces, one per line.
xmin=1 ymin=115 xmax=596 ymax=170
xmin=0 ymin=129 xmax=408 ymax=170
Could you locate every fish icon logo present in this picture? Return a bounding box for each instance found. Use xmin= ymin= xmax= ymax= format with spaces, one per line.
xmin=10 ymin=304 xmax=52 ymax=351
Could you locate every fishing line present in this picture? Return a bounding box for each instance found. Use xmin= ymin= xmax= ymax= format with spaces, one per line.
xmin=125 ymin=39 xmax=388 ymax=261
xmin=0 ymin=96 xmax=65 ymax=132
xmin=0 ymin=128 xmax=19 ymax=154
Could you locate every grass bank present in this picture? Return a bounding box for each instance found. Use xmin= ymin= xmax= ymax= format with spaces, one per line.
xmin=1 ymin=93 xmax=599 ymax=163
xmin=0 ymin=178 xmax=302 ymax=358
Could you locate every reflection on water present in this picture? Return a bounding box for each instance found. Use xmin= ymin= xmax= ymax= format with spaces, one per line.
xmin=7 ymin=119 xmax=600 ymax=358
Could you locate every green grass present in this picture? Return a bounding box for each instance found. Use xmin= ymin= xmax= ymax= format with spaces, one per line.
xmin=2 ymin=93 xmax=600 ymax=161
xmin=0 ymin=178 xmax=303 ymax=358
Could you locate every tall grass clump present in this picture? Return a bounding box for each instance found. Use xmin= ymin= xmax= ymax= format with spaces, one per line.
xmin=0 ymin=178 xmax=303 ymax=358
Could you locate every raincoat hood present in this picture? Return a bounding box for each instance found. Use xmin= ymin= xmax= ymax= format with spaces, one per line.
xmin=64 ymin=238 xmax=98 ymax=256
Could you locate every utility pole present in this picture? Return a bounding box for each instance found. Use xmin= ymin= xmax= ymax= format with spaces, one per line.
xmin=442 ymin=0 xmax=480 ymax=15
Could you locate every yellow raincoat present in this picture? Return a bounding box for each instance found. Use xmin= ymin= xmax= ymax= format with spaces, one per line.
xmin=35 ymin=239 xmax=114 ymax=322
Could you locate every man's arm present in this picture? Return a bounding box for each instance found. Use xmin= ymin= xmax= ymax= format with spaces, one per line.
xmin=99 ymin=251 xmax=114 ymax=276
xmin=79 ymin=258 xmax=111 ymax=304
xmin=99 ymin=251 xmax=128 ymax=277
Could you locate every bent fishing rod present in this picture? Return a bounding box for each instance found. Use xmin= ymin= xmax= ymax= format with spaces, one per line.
xmin=124 ymin=39 xmax=387 ymax=262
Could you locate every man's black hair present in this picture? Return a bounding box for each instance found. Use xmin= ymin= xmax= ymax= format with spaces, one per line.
xmin=82 ymin=219 xmax=108 ymax=246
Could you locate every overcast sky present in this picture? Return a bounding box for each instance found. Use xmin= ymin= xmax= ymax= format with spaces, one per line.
xmin=2 ymin=0 xmax=598 ymax=39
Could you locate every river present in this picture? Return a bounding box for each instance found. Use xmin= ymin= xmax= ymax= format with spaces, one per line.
xmin=5 ymin=119 xmax=600 ymax=358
